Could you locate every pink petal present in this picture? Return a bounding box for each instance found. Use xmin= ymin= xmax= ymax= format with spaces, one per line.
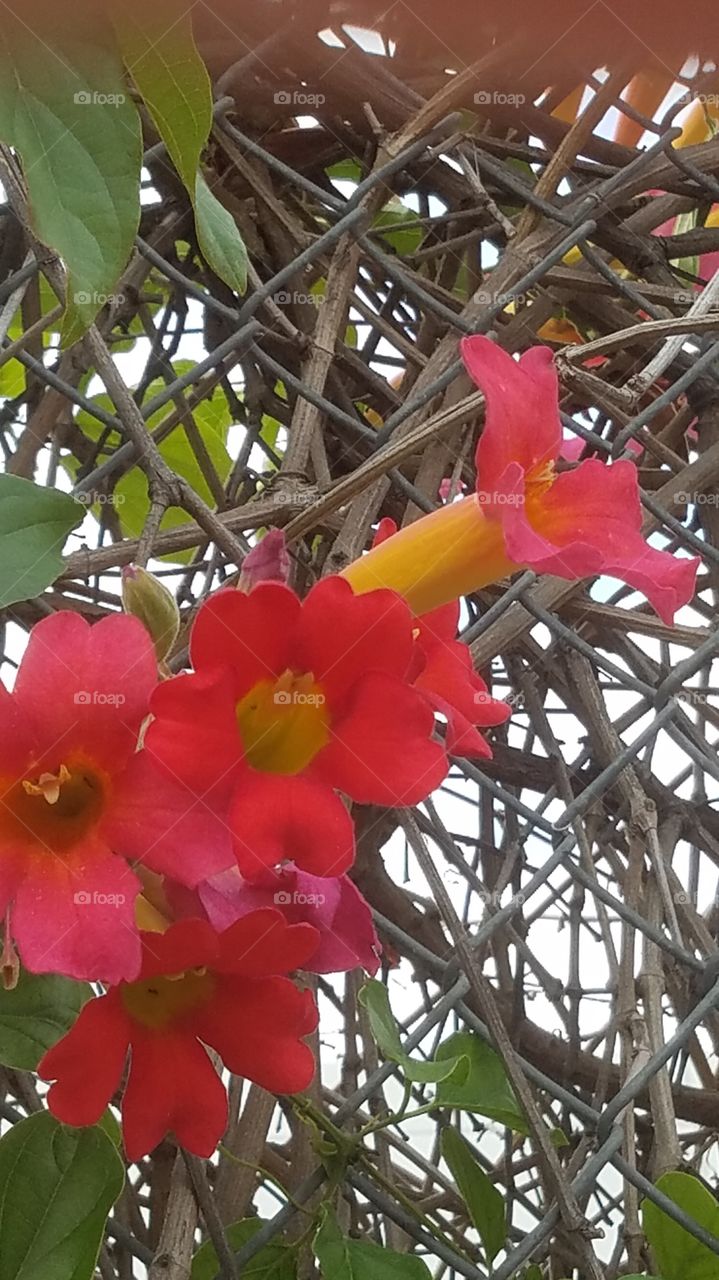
xmin=13 ymin=613 xmax=157 ymax=773
xmin=527 ymin=460 xmax=699 ymax=623
xmin=461 ymin=337 xmax=561 ymax=495
xmin=11 ymin=842 xmax=142 ymax=982
xmin=239 ymin=529 xmax=291 ymax=589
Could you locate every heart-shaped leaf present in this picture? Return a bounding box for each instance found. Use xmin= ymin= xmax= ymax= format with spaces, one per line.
xmin=0 ymin=475 xmax=83 ymax=606
xmin=0 ymin=1110 xmax=124 ymax=1280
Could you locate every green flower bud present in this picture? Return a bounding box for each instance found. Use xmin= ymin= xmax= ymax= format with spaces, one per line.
xmin=121 ymin=565 xmax=180 ymax=662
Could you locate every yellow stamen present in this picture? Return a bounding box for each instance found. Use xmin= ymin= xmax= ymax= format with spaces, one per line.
xmin=22 ymin=764 xmax=71 ymax=806
xmin=236 ymin=669 xmax=329 ymax=774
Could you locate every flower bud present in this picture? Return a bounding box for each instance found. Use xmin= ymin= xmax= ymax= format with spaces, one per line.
xmin=121 ymin=565 xmax=180 ymax=662
xmin=238 ymin=528 xmax=290 ymax=592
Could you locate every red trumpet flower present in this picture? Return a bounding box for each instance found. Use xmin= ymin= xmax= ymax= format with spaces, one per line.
xmin=342 ymin=337 xmax=699 ymax=625
xmin=0 ymin=613 xmax=233 ymax=983
xmin=39 ymin=911 xmax=319 ymax=1160
xmin=147 ymin=578 xmax=447 ymax=880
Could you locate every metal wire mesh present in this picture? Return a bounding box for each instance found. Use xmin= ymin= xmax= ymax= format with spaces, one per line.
xmin=2 ymin=9 xmax=719 ymax=1277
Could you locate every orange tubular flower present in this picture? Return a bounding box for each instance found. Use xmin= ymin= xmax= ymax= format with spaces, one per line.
xmin=341 ymin=337 xmax=699 ymax=625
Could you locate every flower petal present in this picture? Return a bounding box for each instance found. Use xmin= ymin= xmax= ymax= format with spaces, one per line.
xmin=316 ymin=671 xmax=447 ymax=805
xmin=197 ymin=975 xmax=317 ymax=1094
xmin=11 ymin=844 xmax=142 ymax=982
xmin=296 ymin=871 xmax=380 ymax=975
xmin=190 ymin=585 xmax=299 ymax=695
xmin=529 ymin=459 xmax=700 ymax=623
xmin=106 ymin=754 xmax=235 ymax=886
xmin=122 ymin=1031 xmax=227 ymax=1160
xmin=217 ymin=907 xmax=319 ymax=976
xmin=137 ymin=917 xmax=219 ymax=979
xmin=39 ymin=991 xmax=130 ymax=1126
xmin=230 ymin=772 xmax=355 ymax=879
xmin=13 ymin=613 xmax=157 ymax=773
xmin=146 ymin=667 xmax=241 ymax=794
xmin=293 ymin=577 xmax=415 ymax=706
xmin=461 ymin=336 xmax=561 ymax=492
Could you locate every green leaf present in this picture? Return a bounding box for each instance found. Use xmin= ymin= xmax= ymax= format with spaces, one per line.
xmin=441 ymin=1127 xmax=505 ymax=1263
xmin=194 ymin=171 xmax=248 ymax=294
xmin=0 ymin=10 xmax=142 ymax=345
xmin=115 ymin=3 xmax=247 ymax=294
xmin=66 ymin=369 xmax=232 ymax=563
xmin=0 ymin=1110 xmax=124 ymax=1280
xmin=192 ymin=1218 xmax=296 ymax=1280
xmin=0 ymin=970 xmax=91 ymax=1071
xmin=0 ymin=475 xmax=83 ymax=606
xmin=358 ymin=981 xmax=467 ymax=1084
xmin=114 ymin=0 xmax=211 ymax=192
xmin=434 ymin=1032 xmax=528 ymax=1133
xmin=313 ymin=1206 xmax=432 ymax=1280
xmin=0 ymin=358 xmax=26 ymax=399
xmin=643 ymin=1171 xmax=719 ymax=1280
xmin=373 ymin=199 xmax=423 ymax=257
xmin=327 ymin=159 xmax=362 ymax=183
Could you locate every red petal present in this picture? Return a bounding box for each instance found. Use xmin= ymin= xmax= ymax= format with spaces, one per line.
xmin=190 ymin=585 xmax=299 ymax=695
xmin=294 ymin=577 xmax=415 ymax=706
xmin=196 ymin=976 xmax=317 ymax=1094
xmin=529 ymin=460 xmax=700 ymax=624
xmin=230 ymin=773 xmax=355 ymax=878
xmin=106 ymin=754 xmax=235 ymax=886
xmin=461 ymin=337 xmax=561 ymax=494
xmin=217 ymin=908 xmax=320 ymax=976
xmin=137 ymin=918 xmax=219 ymax=980
xmin=316 ymin=671 xmax=447 ymax=805
xmin=146 ymin=667 xmax=241 ymax=794
xmin=0 ymin=684 xmax=36 ymax=775
xmin=122 ymin=1031 xmax=227 ymax=1160
xmin=13 ymin=613 xmax=157 ymax=773
xmin=39 ymin=991 xmax=130 ymax=1126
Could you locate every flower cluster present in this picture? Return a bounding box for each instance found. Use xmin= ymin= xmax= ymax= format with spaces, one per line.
xmin=4 ymin=337 xmax=697 ymax=1163
xmin=4 ymin=542 xmax=504 ymax=1159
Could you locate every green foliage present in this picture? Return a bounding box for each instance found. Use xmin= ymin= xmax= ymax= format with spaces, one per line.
xmin=441 ymin=1127 xmax=506 ymax=1263
xmin=0 ymin=10 xmax=142 ymax=345
xmin=0 ymin=475 xmax=83 ymax=606
xmin=313 ymin=1206 xmax=432 ymax=1279
xmin=0 ymin=1111 xmax=124 ymax=1280
xmin=359 ymin=980 xmax=467 ymax=1084
xmin=434 ymin=1032 xmax=528 ymax=1132
xmin=116 ymin=1 xmax=247 ymax=293
xmin=643 ymin=1170 xmax=719 ymax=1280
xmin=67 ymin=367 xmax=232 ymax=562
xmin=373 ymin=199 xmax=424 ymax=256
xmin=0 ymin=970 xmax=91 ymax=1071
xmin=191 ymin=1218 xmax=296 ymax=1279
